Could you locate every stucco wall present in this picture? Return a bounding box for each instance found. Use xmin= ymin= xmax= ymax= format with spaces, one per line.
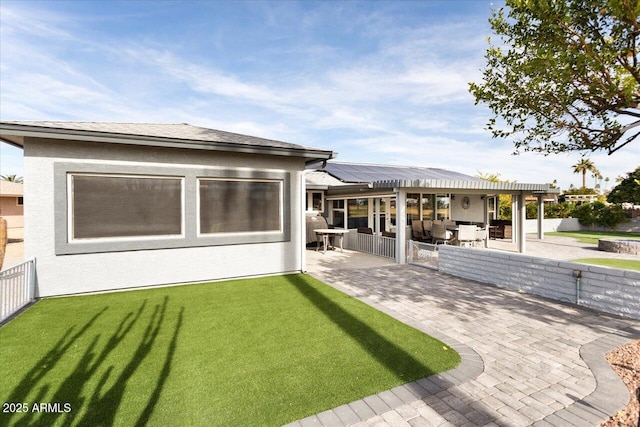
xmin=524 ymin=217 xmax=640 ymax=233
xmin=439 ymin=245 xmax=640 ymax=320
xmin=450 ymin=194 xmax=485 ymax=223
xmin=524 ymin=218 xmax=582 ymax=233
xmin=0 ymin=197 xmax=23 ymax=226
xmin=24 ymin=138 xmax=305 ymax=297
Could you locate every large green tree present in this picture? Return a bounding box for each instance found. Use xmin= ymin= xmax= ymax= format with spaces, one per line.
xmin=607 ymin=166 xmax=640 ymax=202
xmin=470 ymin=0 xmax=640 ymax=155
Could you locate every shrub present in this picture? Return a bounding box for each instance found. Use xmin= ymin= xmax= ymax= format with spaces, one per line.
xmin=573 ymin=202 xmax=628 ymax=230
xmin=573 ymin=201 xmax=605 ymax=229
xmin=544 ymin=201 xmax=576 ymax=218
xmin=597 ymin=205 xmax=629 ymax=230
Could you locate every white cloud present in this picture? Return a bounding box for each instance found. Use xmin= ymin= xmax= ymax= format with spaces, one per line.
xmin=1 ymin=1 xmax=637 ymax=192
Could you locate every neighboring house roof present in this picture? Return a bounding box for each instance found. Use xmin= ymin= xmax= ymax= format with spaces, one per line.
xmin=0 ymin=181 xmax=23 ymax=197
xmin=318 ymin=161 xmax=557 ymax=194
xmin=0 ymin=121 xmax=334 ymax=161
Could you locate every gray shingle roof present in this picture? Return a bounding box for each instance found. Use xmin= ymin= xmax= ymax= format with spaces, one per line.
xmin=0 ymin=121 xmax=333 ymax=160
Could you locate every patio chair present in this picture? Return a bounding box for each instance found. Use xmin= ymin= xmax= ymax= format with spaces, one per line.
xmin=474 ymin=228 xmax=487 ymax=247
xmin=357 ymin=227 xmax=373 ymax=234
xmin=431 ymin=223 xmax=454 ymax=245
xmin=422 ymin=220 xmax=433 ymax=239
xmin=411 ymin=221 xmax=429 ymax=242
xmin=457 ymin=224 xmax=476 ymax=247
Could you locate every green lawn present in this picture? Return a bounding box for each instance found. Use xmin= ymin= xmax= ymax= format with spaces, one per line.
xmin=572 ymin=258 xmax=640 ymax=271
xmin=0 ymin=274 xmax=459 ymax=426
xmin=546 ymin=230 xmax=640 ymax=245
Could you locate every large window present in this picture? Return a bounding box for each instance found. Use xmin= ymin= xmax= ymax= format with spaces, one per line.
xmin=331 ymin=200 xmax=345 ymax=228
xmin=436 ymin=194 xmax=450 ymax=220
xmin=347 ymin=198 xmax=369 ymax=229
xmin=70 ymin=174 xmax=183 ymax=240
xmin=406 ymin=193 xmax=420 ymax=225
xmin=199 ymin=179 xmax=282 ymax=234
xmin=56 ymin=164 xmax=291 ymax=254
xmin=422 ymin=195 xmax=434 ymax=220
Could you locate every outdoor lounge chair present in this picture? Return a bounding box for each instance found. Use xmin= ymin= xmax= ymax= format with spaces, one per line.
xmin=411 ymin=221 xmax=429 ymax=242
xmin=457 ymin=224 xmax=476 ymax=247
xmin=474 ymin=228 xmax=487 ymax=247
xmin=422 ymin=220 xmax=433 ymax=238
xmin=431 ymin=223 xmax=454 ymax=245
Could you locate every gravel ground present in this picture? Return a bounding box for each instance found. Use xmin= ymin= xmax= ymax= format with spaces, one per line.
xmin=601 ymin=339 xmax=640 ymax=427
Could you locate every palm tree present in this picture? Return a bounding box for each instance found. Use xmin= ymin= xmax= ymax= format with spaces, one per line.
xmin=572 ymin=158 xmax=597 ymax=189
xmin=0 ymin=174 xmax=23 ymax=183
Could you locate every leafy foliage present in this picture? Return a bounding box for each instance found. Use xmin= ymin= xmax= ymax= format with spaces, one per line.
xmin=0 ymin=174 xmax=23 ymax=183
xmin=545 ymin=201 xmax=576 ymax=218
xmin=476 ymin=171 xmax=516 ymax=219
xmin=563 ymin=187 xmax=600 ymax=195
xmin=573 ymin=201 xmax=629 ymax=229
xmin=470 ymin=0 xmax=640 ymax=154
xmin=607 ymin=166 xmax=640 ymax=203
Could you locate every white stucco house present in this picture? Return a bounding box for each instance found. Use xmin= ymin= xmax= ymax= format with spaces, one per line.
xmin=0 ymin=121 xmax=333 ymax=297
xmin=0 ymin=120 xmax=558 ymax=298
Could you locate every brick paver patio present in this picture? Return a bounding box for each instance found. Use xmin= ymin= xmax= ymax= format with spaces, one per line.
xmin=295 ymin=255 xmax=640 ymax=427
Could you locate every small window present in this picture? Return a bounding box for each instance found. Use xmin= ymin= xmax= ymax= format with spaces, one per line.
xmin=17 ymin=196 xmax=24 ymax=206
xmin=70 ymin=174 xmax=183 ymax=240
xmin=199 ymin=179 xmax=282 ymax=234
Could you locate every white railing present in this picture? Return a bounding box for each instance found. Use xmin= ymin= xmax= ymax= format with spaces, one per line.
xmin=407 ymin=240 xmax=439 ymax=269
xmin=345 ymin=232 xmax=396 ymax=259
xmin=1 ymin=259 xmax=36 ymax=323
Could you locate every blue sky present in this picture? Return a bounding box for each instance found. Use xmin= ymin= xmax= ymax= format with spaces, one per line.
xmin=1 ymin=0 xmax=638 ymax=190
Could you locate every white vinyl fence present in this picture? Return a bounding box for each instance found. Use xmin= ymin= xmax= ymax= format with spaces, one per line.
xmin=345 ymin=232 xmax=396 ymax=259
xmin=1 ymin=259 xmax=36 ymax=323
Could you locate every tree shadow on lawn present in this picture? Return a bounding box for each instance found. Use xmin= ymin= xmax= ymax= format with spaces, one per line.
xmin=3 ymin=296 xmax=183 ymax=427
xmin=285 ymin=274 xmax=451 ymax=383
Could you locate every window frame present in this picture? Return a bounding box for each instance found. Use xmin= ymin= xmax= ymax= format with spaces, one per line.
xmin=67 ymin=173 xmax=186 ymax=242
xmin=54 ymin=163 xmax=291 ymax=255
xmin=197 ymin=177 xmax=284 ymax=236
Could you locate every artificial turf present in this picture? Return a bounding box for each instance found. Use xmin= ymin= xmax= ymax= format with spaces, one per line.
xmin=546 ymin=230 xmax=640 ymax=245
xmin=572 ymin=258 xmax=640 ymax=271
xmin=0 ymin=274 xmax=460 ymax=426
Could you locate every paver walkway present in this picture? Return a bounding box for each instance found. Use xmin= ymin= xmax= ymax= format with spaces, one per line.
xmin=295 ymin=258 xmax=640 ymax=427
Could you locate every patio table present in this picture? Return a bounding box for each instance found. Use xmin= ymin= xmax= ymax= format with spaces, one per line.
xmin=314 ymin=229 xmax=349 ymax=254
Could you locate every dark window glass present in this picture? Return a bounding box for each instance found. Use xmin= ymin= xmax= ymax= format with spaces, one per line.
xmin=199 ymin=180 xmax=281 ymax=233
xmin=347 ymin=198 xmax=368 ymax=229
xmin=72 ymin=175 xmax=182 ymax=239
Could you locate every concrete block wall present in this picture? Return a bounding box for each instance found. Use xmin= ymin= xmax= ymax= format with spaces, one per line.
xmin=438 ymin=245 xmax=640 ymax=320
xmin=523 ymin=217 xmax=640 ymax=234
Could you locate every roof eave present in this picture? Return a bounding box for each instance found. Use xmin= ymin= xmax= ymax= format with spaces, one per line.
xmin=0 ymin=123 xmax=334 ymax=161
xmin=372 ymin=179 xmax=555 ymax=193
